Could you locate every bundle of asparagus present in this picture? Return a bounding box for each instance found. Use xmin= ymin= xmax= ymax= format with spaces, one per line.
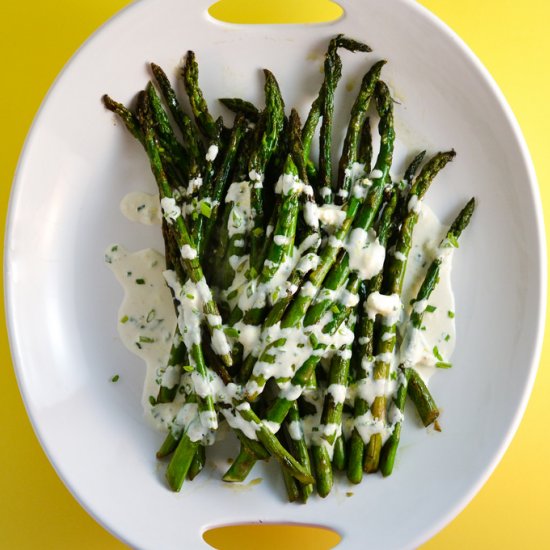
xmin=103 ymin=34 xmax=474 ymax=501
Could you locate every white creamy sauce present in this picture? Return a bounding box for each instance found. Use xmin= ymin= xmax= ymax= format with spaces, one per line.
xmin=120 ymin=191 xmax=162 ymax=225
xmin=225 ymin=181 xmax=253 ymax=238
xmin=160 ymin=197 xmax=181 ymax=223
xmin=344 ymin=162 xmax=366 ymax=183
xmin=345 ymin=228 xmax=386 ymax=280
xmin=205 ymin=144 xmax=219 ymax=162
xmin=399 ymin=205 xmax=456 ymax=382
xmin=105 ymin=244 xmax=177 ymax=431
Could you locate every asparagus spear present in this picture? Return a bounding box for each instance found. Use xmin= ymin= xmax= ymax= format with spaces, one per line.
xmin=407 ymin=369 xmax=439 ymax=426
xmin=135 ymin=91 xmax=233 ymax=368
xmin=150 ymin=62 xmax=204 ymax=166
xmin=318 ymin=35 xmax=372 ymax=205
xmin=219 ymin=97 xmax=261 ymax=122
xmin=336 ymin=60 xmax=386 ymax=200
xmin=357 ymin=117 xmax=373 ymax=173
xmin=248 ymin=69 xmax=285 ymax=271
xmin=363 ymin=149 xmax=456 ymax=473
xmin=283 ymin=401 xmax=314 ymax=501
xmin=311 ymin=313 xmax=357 ymax=497
xmin=198 ymin=113 xmax=247 ymax=257
xmin=380 ymin=198 xmax=475 ymax=476
xmin=182 ymin=50 xmax=220 ymax=142
xmin=346 ymin=190 xmax=398 ymax=483
xmin=102 ymin=94 xmax=188 ymax=187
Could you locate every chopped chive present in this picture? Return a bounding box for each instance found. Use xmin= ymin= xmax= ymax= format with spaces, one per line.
xmin=139 ymin=336 xmax=155 ymax=343
xmin=444 ymin=334 xmax=451 ymax=342
xmin=200 ymin=201 xmax=212 ymax=218
xmin=110 ymin=374 xmax=120 ymax=382
xmin=433 ymin=346 xmax=443 ymax=361
xmin=183 ymin=365 xmax=194 ymax=372
xmin=447 ymin=234 xmax=459 ymax=248
xmin=136 ymin=278 xmax=146 ymax=285
xmin=120 ymin=315 xmax=129 ymax=324
xmin=448 ymin=310 xmax=455 ymax=318
xmin=111 ymin=245 xmax=118 ymax=252
xmin=226 ymin=289 xmax=238 ymax=301
xmin=186 ymin=293 xmax=195 ymax=300
xmin=426 ymin=305 xmax=437 ymax=313
xmin=137 ymin=204 xmax=145 ymax=212
xmin=436 ymin=362 xmax=452 ymax=369
xmin=149 ymin=395 xmax=157 ymax=405
xmin=224 ymin=327 xmax=240 ymax=338
xmin=309 ymin=333 xmax=319 ymax=348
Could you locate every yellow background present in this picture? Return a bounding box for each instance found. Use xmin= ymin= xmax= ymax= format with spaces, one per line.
xmin=1 ymin=1 xmax=548 ymax=548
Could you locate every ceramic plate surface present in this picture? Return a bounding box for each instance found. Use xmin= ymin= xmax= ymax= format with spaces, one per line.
xmin=5 ymin=0 xmax=545 ymax=548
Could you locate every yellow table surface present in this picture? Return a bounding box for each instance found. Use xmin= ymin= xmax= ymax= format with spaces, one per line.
xmin=1 ymin=1 xmax=548 ymax=548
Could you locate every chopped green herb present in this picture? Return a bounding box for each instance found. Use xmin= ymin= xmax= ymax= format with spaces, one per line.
xmin=231 ymin=211 xmax=242 ymax=226
xmin=200 ymin=201 xmax=212 ymax=218
xmin=137 ymin=204 xmax=145 ymax=212
xmin=139 ymin=336 xmax=155 ymax=343
xmin=226 ymin=289 xmax=238 ymax=301
xmin=224 ymin=327 xmax=240 ymax=338
xmin=186 ymin=293 xmax=195 ymax=300
xmin=331 ymin=304 xmax=340 ymax=314
xmin=309 ymin=333 xmax=319 ymax=348
xmin=444 ymin=334 xmax=451 ymax=342
xmin=426 ymin=305 xmax=437 ymax=313
xmin=110 ymin=374 xmax=120 ymax=382
xmin=146 ymin=309 xmax=156 ymax=322
xmin=448 ymin=310 xmax=455 ymax=318
xmin=433 ymin=346 xmax=443 ymax=361
xmin=120 ymin=315 xmax=129 ymax=324
xmin=447 ymin=234 xmax=459 ymax=248
xmin=183 ymin=365 xmax=194 ymax=372
xmin=436 ymin=361 xmax=452 ymax=369
xmin=149 ymin=395 xmax=157 ymax=405
xmin=135 ymin=342 xmax=142 ymax=350
xmin=126 ymin=271 xmax=132 ymax=277
xmin=111 ymin=245 xmax=118 ymax=252
xmin=136 ymin=278 xmax=146 ymax=285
